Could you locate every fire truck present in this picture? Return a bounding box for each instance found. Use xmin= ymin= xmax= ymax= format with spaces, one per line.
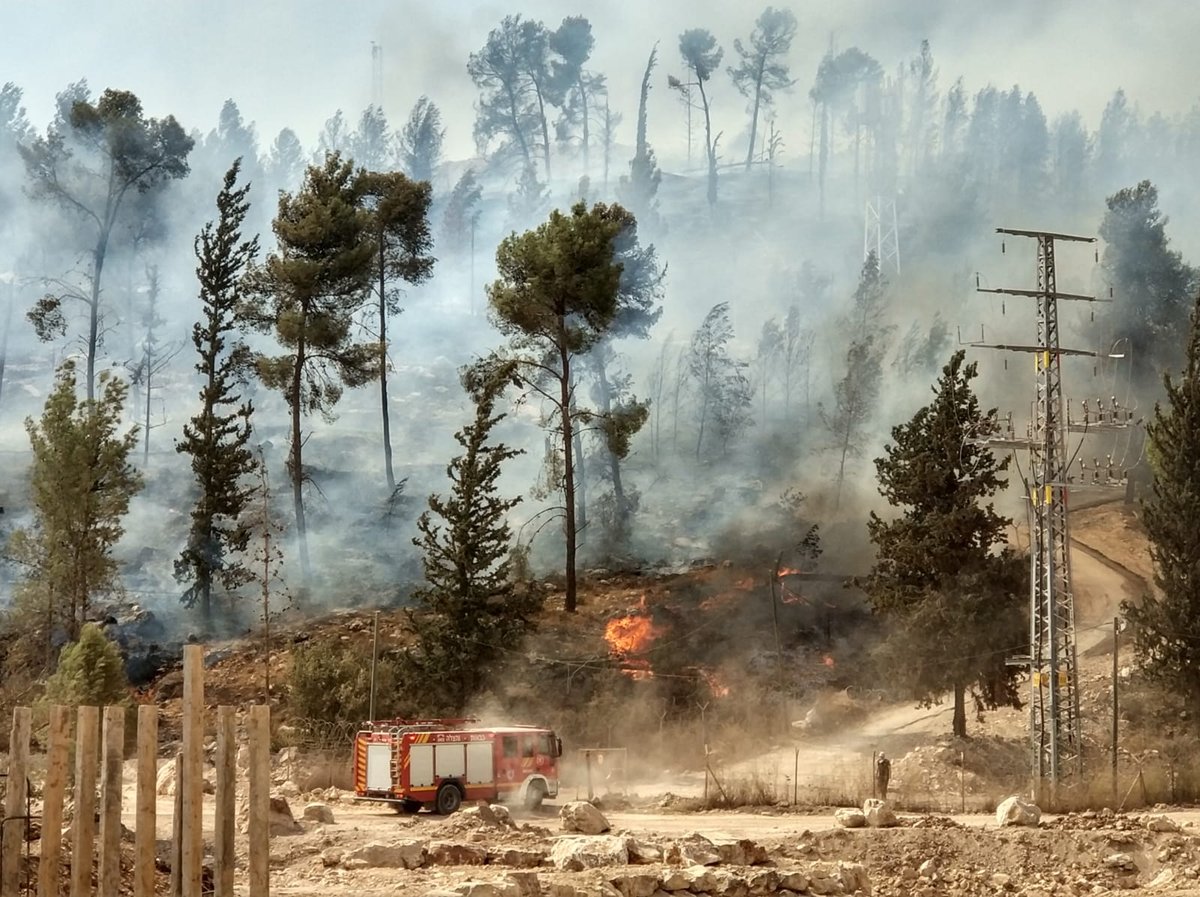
xmin=352 ymin=718 xmax=562 ymax=815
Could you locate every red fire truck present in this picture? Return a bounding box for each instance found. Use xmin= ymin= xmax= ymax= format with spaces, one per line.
xmin=352 ymin=718 xmax=562 ymax=814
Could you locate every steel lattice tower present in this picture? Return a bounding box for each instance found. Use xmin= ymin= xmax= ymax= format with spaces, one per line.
xmin=976 ymin=227 xmax=1100 ymax=797
xmin=863 ymin=196 xmax=901 ymax=276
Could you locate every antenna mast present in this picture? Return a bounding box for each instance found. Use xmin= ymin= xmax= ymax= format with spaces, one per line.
xmin=371 ymin=42 xmax=384 ymax=109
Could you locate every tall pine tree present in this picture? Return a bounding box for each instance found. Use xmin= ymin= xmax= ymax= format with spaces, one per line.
xmin=864 ymin=351 xmax=1025 ymax=738
xmin=175 ymin=160 xmax=259 ymax=626
xmin=1125 ymin=292 xmax=1200 ymax=704
xmin=407 ymin=360 xmax=539 ymax=712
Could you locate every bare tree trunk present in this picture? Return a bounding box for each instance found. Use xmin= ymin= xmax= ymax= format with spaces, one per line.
xmin=559 ymin=337 xmax=577 ymax=613
xmin=595 ymin=358 xmax=628 ymax=524
xmin=580 ymin=78 xmax=590 ymax=176
xmin=698 ymin=80 xmax=718 ymax=208
xmin=378 ymin=242 xmax=395 ymax=490
xmin=744 ymin=71 xmax=764 ymax=171
xmin=0 ymin=288 xmax=12 ymax=407
xmin=818 ymin=103 xmax=829 ymax=220
xmin=835 ymin=425 xmax=850 ymax=510
xmin=87 ymin=248 xmax=105 ymax=403
xmin=289 ymin=343 xmax=311 ymax=580
xmin=953 ymin=680 xmax=967 ymax=738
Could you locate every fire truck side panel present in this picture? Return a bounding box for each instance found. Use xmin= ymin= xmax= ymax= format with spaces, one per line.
xmin=409 ymin=743 xmax=435 ymax=787
xmin=466 ymin=742 xmax=493 ymax=783
xmin=365 ymin=742 xmax=392 ymax=792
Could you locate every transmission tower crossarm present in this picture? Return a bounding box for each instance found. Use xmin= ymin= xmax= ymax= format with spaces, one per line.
xmin=978 ymin=287 xmax=1103 ymax=303
xmin=996 ymin=227 xmax=1096 ymax=243
xmin=968 ymin=342 xmax=1100 ymax=358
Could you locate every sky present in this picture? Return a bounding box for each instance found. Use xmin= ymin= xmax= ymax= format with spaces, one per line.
xmin=3 ymin=0 xmax=1199 ymax=165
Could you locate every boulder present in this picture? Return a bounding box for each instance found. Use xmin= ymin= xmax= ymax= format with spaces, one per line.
xmin=624 ymin=838 xmax=663 ymax=864
xmin=488 ymin=847 xmax=546 ymax=868
xmin=155 ymin=759 xmax=177 ymax=796
xmin=550 ymin=836 xmax=629 ymax=871
xmin=834 ymin=808 xmax=866 ymax=829
xmin=777 ymin=871 xmax=809 ymax=892
xmin=501 ymin=872 xmax=541 ymax=897
xmin=995 ymin=795 xmax=1041 ymax=827
xmin=805 ymin=862 xmax=869 ymax=896
xmin=664 ymin=833 xmax=721 ymax=866
xmin=1146 ymin=814 xmax=1181 ymax=833
xmin=452 ymin=882 xmax=522 ymax=897
xmin=712 ymin=837 xmax=768 ymax=866
xmin=862 ymin=798 xmax=898 ymax=828
xmin=559 ymin=800 xmax=611 ymax=835
xmin=302 ymin=802 xmax=335 ymax=825
xmin=342 ymin=839 xmax=427 ymax=869
xmin=429 ymin=842 xmax=489 ymax=866
xmin=607 ymin=872 xmax=660 ymax=897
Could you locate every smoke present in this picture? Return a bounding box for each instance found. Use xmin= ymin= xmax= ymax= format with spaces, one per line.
xmin=0 ymin=0 xmax=1190 ymax=667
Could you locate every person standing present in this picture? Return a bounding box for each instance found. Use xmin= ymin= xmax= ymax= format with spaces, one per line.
xmin=875 ymin=752 xmax=891 ymax=800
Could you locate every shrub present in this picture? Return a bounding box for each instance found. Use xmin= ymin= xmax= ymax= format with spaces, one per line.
xmin=43 ymin=623 xmax=129 ymax=708
xmin=287 ymin=639 xmax=401 ymax=735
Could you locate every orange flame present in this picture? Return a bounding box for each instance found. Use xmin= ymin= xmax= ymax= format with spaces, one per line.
xmin=777 ymin=567 xmax=805 ymax=577
xmin=822 ymin=654 xmax=835 ymax=669
xmin=700 ymin=669 xmax=731 ymax=698
xmin=605 ymin=611 xmax=663 ymax=680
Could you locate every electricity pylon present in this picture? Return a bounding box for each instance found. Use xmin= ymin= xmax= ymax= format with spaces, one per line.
xmin=972 ymin=228 xmax=1102 ymax=798
xmin=863 ymin=196 xmax=900 ymax=276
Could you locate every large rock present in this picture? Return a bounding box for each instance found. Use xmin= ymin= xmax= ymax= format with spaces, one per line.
xmin=488 ymin=847 xmax=546 ymax=868
xmin=862 ymin=798 xmax=898 ymax=828
xmin=624 ymin=838 xmax=663 ymax=864
xmin=664 ymin=833 xmax=721 ymax=866
xmin=235 ymin=795 xmax=301 ymax=836
xmin=559 ymin=801 xmax=611 ymax=835
xmin=661 ymin=866 xmax=716 ymax=893
xmin=1146 ymin=814 xmax=1181 ymax=833
xmin=156 ymin=759 xmax=177 ymax=796
xmin=995 ymin=795 xmax=1041 ymax=827
xmin=711 ymin=837 xmax=768 ymax=866
xmin=342 ymin=839 xmax=427 ymax=869
xmin=452 ymin=882 xmax=522 ymax=897
xmin=834 ymin=808 xmax=866 ymax=829
xmin=607 ymin=872 xmax=660 ymax=897
xmin=805 ymin=862 xmax=870 ymax=896
xmin=429 ymin=842 xmax=489 ymax=866
xmin=550 ymin=835 xmax=628 ymax=871
xmin=302 ymin=802 xmax=335 ymax=824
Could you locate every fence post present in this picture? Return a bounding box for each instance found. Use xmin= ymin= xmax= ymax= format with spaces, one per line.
xmin=214 ymin=707 xmax=235 ymax=897
xmin=70 ymin=706 xmax=100 ymax=897
xmin=182 ymin=645 xmax=204 ymax=897
xmin=38 ymin=706 xmax=70 ymax=897
xmin=248 ymin=704 xmax=271 ymax=897
xmin=135 ymin=705 xmax=157 ymax=897
xmin=2 ymin=707 xmax=31 ymax=897
xmin=170 ymin=751 xmax=183 ymax=897
xmin=98 ymin=705 xmax=125 ymax=896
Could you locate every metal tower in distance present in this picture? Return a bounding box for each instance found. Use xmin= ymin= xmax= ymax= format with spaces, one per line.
xmin=864 ymin=196 xmax=900 ymax=276
xmin=975 ymin=227 xmax=1100 ymax=797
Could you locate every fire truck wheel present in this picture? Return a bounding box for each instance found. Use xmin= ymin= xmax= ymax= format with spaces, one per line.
xmin=523 ymin=780 xmax=546 ymax=811
xmin=435 ymin=782 xmax=464 ymax=815
xmin=391 ymin=799 xmax=422 ymax=815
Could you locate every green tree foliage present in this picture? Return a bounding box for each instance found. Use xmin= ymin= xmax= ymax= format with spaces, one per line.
xmin=822 ymin=337 xmax=880 ymax=509
xmin=808 ymin=49 xmax=880 ymax=216
xmin=469 ymin=15 xmax=555 ymax=177
xmin=1124 ymin=293 xmax=1200 ymax=705
xmin=20 ymin=87 xmax=193 ymax=400
xmin=728 ymin=7 xmax=797 ymax=171
xmin=440 ymin=168 xmax=483 ymax=256
xmin=244 ymin=154 xmax=376 ymax=579
xmin=689 ymin=302 xmax=753 ymax=458
xmin=351 ymin=105 xmax=391 ymax=171
xmin=406 ymin=361 xmax=540 ymax=713
xmin=288 ymin=638 xmax=399 ymax=730
xmin=8 ymin=362 xmax=142 ymax=656
xmin=43 ymin=622 xmax=129 ymax=708
xmin=176 ymin=160 xmax=259 ymax=625
xmin=678 ymin=29 xmax=724 ymax=208
xmin=550 ymin=15 xmax=603 ymax=174
xmin=267 ymin=127 xmax=306 ymax=194
xmin=488 ymin=201 xmax=635 ymax=612
xmin=864 ymin=351 xmax=1025 ymax=738
xmin=397 ymin=96 xmax=445 ymax=183
xmin=359 ymin=171 xmax=435 ymax=491
xmin=1100 ymin=180 xmax=1195 ymax=386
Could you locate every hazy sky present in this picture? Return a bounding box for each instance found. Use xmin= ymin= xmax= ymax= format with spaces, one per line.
xmin=3 ymin=0 xmax=1198 ymax=163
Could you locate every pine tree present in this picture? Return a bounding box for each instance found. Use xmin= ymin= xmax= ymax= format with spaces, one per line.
xmin=176 ymin=160 xmax=259 ymax=626
xmin=244 ymin=154 xmax=377 ymax=579
xmin=8 ymin=362 xmax=142 ymax=658
xmin=822 ymin=336 xmax=881 ymax=508
xmin=864 ymin=351 xmax=1025 ymax=738
xmin=43 ymin=622 xmax=129 ymax=708
xmin=407 ymin=360 xmax=539 ymax=712
xmin=689 ymin=302 xmax=753 ymax=458
xmin=1124 ymin=292 xmax=1200 ymax=703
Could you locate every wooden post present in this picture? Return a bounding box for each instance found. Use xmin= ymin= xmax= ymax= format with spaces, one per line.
xmin=134 ymin=706 xmax=157 ymax=897
xmin=38 ymin=706 xmax=70 ymax=897
xmin=248 ymin=704 xmax=271 ymax=897
xmin=214 ymin=707 xmax=235 ymax=897
xmin=98 ymin=705 xmax=125 ymax=896
xmin=1112 ymin=616 xmax=1120 ymax=806
xmin=2 ymin=707 xmax=31 ymax=897
xmin=181 ymin=645 xmax=204 ymax=897
xmin=70 ymin=706 xmax=100 ymax=897
xmin=960 ymin=751 xmax=966 ymax=814
xmin=169 ymin=752 xmax=182 ymax=897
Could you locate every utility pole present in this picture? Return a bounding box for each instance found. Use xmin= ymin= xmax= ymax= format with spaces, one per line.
xmin=370 ymin=42 xmax=384 ymax=109
xmin=863 ymin=196 xmax=901 ymax=276
xmin=1112 ymin=616 xmax=1119 ymax=805
xmin=970 ymin=227 xmax=1130 ymax=802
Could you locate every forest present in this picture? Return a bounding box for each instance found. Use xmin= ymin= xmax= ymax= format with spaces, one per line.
xmin=0 ymin=7 xmax=1197 ymax=732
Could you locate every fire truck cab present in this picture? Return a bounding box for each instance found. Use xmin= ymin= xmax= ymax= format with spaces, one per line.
xmin=353 ymin=719 xmax=562 ymax=815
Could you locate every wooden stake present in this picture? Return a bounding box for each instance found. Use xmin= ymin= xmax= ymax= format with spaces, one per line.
xmin=38 ymin=706 xmax=70 ymax=897
xmin=169 ymin=752 xmax=182 ymax=897
xmin=181 ymin=645 xmax=204 ymax=897
xmin=248 ymin=704 xmax=271 ymax=897
xmin=134 ymin=705 xmax=157 ymax=897
xmin=2 ymin=707 xmax=31 ymax=897
xmin=97 ymin=705 xmax=125 ymax=896
xmin=214 ymin=707 xmax=235 ymax=897
xmin=70 ymin=705 xmax=99 ymax=897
